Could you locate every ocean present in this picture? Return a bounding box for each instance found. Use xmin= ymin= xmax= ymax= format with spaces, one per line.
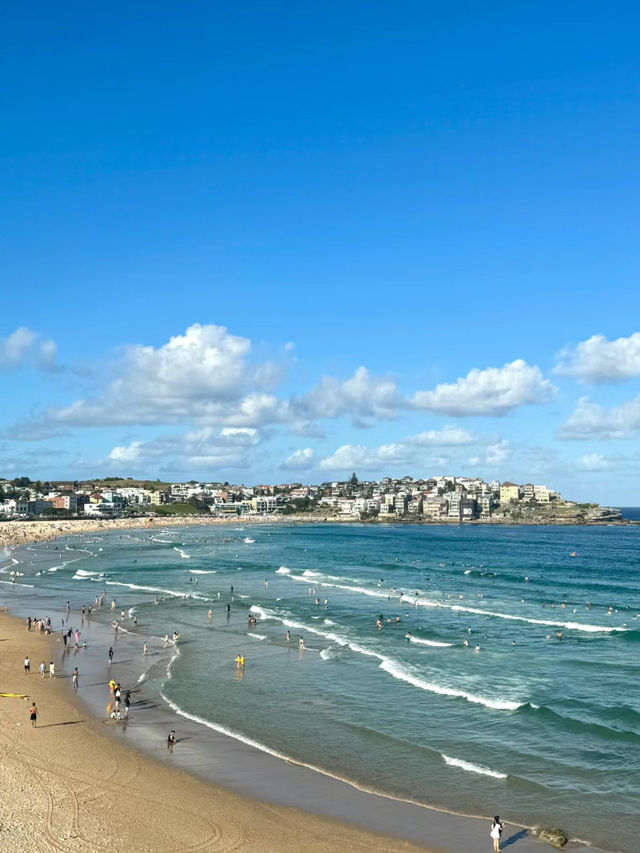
xmin=2 ymin=522 xmax=639 ymax=852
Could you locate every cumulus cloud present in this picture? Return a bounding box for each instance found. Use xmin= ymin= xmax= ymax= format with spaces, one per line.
xmin=555 ymin=333 xmax=640 ymax=383
xmin=16 ymin=320 xmax=554 ymax=443
xmin=318 ymin=425 xmax=478 ymax=472
xmin=295 ymin=367 xmax=399 ymax=424
xmin=282 ymin=448 xmax=316 ymax=470
xmin=107 ymin=426 xmax=260 ymax=471
xmin=560 ymin=395 xmax=640 ymax=440
xmin=0 ymin=327 xmax=57 ymax=371
xmin=29 ymin=324 xmax=283 ymax=430
xmin=410 ymin=360 xmax=555 ymax=416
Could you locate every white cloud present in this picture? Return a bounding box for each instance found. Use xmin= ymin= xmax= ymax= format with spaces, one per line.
xmin=560 ymin=395 xmax=640 ymax=440
xmin=410 ymin=360 xmax=555 ymax=416
xmin=555 ymin=333 xmax=640 ymax=383
xmin=0 ymin=327 xmax=57 ymax=371
xmin=576 ymin=453 xmax=609 ymax=471
xmin=318 ymin=425 xmax=478 ymax=472
xmin=282 ymin=448 xmax=316 ymax=470
xmin=296 ymin=367 xmax=399 ymax=424
xmin=107 ymin=426 xmax=260 ymax=471
xmin=31 ymin=324 xmax=282 ymax=429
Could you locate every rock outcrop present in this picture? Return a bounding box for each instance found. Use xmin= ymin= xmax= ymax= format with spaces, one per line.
xmin=537 ymin=827 xmax=569 ymax=848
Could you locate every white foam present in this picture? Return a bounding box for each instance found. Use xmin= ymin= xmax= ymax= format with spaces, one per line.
xmin=247 ymin=633 xmax=267 ymax=640
xmin=286 ymin=570 xmax=630 ymax=635
xmin=419 ymin=598 xmax=628 ymax=634
xmin=189 ymin=569 xmax=217 ymax=574
xmin=410 ymin=637 xmax=454 ymax=648
xmin=441 ymin=754 xmax=507 ymax=779
xmin=74 ymin=569 xmax=99 ymax=578
xmin=243 ymin=537 xmax=255 ymax=544
xmin=160 ymin=691 xmax=288 ymax=761
xmin=105 ymin=580 xmax=189 ymax=598
xmin=276 ymin=566 xmax=291 ymax=574
xmin=250 ymin=606 xmax=523 ymax=711
xmin=379 ymin=660 xmax=524 ymax=711
xmin=174 ymin=547 xmax=191 ymax=559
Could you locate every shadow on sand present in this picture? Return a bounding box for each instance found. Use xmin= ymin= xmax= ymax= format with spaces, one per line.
xmin=501 ymin=829 xmax=530 ymax=849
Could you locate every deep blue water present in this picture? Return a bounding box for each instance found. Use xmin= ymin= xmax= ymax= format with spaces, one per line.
xmin=2 ymin=523 xmax=639 ymax=852
xmin=618 ymin=507 xmax=640 ymax=520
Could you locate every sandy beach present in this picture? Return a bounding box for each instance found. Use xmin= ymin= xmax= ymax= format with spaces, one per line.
xmin=0 ymin=610 xmax=432 ymax=853
xmin=0 ymin=515 xmax=291 ymax=551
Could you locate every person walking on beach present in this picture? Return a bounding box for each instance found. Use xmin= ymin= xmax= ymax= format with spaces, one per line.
xmin=124 ymin=690 xmax=131 ymax=718
xmin=39 ymin=660 xmax=45 ymax=677
xmin=167 ymin=730 xmax=176 ymax=752
xmin=72 ymin=667 xmax=79 ymax=692
xmin=108 ymin=646 xmax=113 ymax=665
xmin=490 ymin=816 xmax=504 ymax=851
xmin=143 ymin=642 xmax=147 ymax=656
xmin=49 ymin=661 xmax=55 ymax=679
xmin=29 ymin=702 xmax=38 ymax=728
xmin=24 ymin=655 xmax=30 ymax=674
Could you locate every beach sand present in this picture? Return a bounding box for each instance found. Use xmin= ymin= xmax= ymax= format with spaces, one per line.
xmin=0 ymin=515 xmax=288 ymax=551
xmin=0 ymin=611 xmax=433 ymax=853
xmin=0 ymin=614 xmax=425 ymax=853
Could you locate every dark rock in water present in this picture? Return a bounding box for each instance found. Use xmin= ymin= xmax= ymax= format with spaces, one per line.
xmin=537 ymin=827 xmax=569 ymax=848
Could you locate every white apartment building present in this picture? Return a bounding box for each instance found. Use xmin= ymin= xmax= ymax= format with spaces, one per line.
xmin=534 ymin=485 xmax=550 ymax=502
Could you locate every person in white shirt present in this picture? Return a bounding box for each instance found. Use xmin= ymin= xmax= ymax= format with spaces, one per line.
xmin=490 ymin=816 xmax=504 ymax=852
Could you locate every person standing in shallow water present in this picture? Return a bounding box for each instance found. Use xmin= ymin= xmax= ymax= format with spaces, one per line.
xmin=490 ymin=816 xmax=504 ymax=852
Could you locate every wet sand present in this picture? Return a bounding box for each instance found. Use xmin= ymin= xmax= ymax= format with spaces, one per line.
xmin=0 ymin=609 xmax=431 ymax=853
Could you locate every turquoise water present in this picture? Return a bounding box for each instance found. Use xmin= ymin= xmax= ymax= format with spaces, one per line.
xmin=3 ymin=523 xmax=639 ymax=852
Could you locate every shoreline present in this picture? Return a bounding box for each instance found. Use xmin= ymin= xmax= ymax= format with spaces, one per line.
xmin=0 ymin=610 xmax=436 ymax=853
xmin=1 ymin=513 xmax=637 ymax=554
xmin=0 ymin=529 xmax=611 ymax=853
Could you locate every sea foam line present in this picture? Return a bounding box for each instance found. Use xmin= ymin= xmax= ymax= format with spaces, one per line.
xmin=158 ymin=678 xmax=512 ymax=822
xmin=104 ymin=580 xmax=189 ymax=598
xmin=441 ymin=754 xmax=507 ymax=779
xmin=250 ymin=605 xmax=524 ymax=711
xmin=410 ymin=637 xmax=454 ymax=648
xmin=174 ymin=547 xmax=191 ymax=558
xmin=418 ymin=599 xmax=629 ymax=634
xmin=379 ymin=660 xmax=523 ymax=711
xmin=283 ymin=569 xmax=630 ymax=634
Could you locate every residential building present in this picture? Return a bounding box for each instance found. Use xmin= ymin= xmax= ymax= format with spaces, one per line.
xmin=499 ymin=482 xmax=521 ymax=503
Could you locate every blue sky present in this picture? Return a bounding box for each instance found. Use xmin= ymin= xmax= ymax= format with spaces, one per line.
xmin=2 ymin=1 xmax=640 ymax=502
